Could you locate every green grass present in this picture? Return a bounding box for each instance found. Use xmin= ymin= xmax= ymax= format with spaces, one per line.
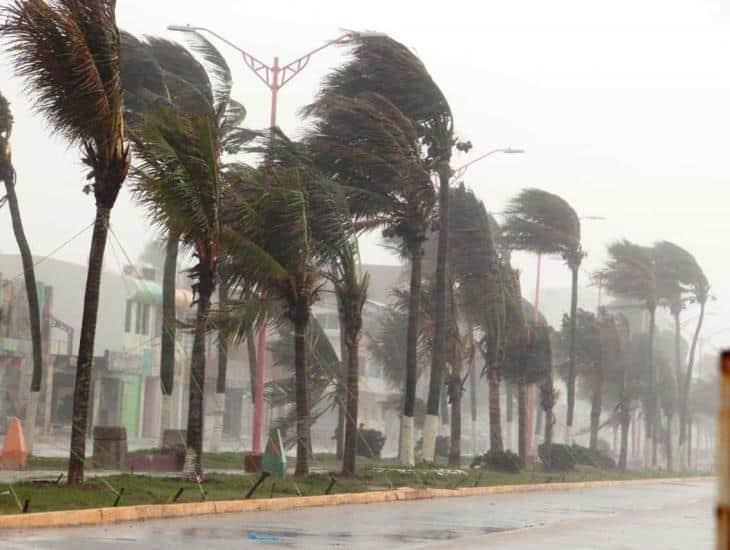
xmin=1 ymin=462 xmax=705 ymax=516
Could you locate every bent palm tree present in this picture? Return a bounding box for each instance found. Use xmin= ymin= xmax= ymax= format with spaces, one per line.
xmin=305 ymin=38 xmax=442 ymax=464
xmin=654 ymin=241 xmax=708 ymax=469
xmin=131 ymin=106 xmax=225 ymax=478
xmin=503 ymin=188 xmax=583 ymax=446
xmin=328 ymin=240 xmax=369 ymax=476
xmin=224 ymin=134 xmax=350 ymax=475
xmin=3 ymin=0 xmax=129 ymax=485
xmin=600 ymin=240 xmax=658 ymax=466
xmin=0 ymin=90 xmax=43 ymax=454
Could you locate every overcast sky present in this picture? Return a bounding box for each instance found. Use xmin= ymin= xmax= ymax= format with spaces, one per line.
xmin=1 ymin=0 xmax=729 ymax=347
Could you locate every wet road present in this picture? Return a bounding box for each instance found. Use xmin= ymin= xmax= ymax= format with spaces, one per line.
xmin=1 ymin=479 xmax=713 ymax=549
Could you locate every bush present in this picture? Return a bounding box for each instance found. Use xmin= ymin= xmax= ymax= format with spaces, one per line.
xmin=471 ymin=449 xmax=522 ymax=473
xmin=571 ymin=444 xmax=616 ymax=469
xmin=538 ymin=443 xmax=576 ymax=471
xmin=356 ymin=427 xmax=386 ymax=459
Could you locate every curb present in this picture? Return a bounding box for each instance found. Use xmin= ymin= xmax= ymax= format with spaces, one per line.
xmin=0 ymin=476 xmax=712 ymax=530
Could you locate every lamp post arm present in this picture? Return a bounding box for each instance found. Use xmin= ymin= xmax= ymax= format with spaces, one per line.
xmin=452 ymin=149 xmax=508 ymax=181
xmin=279 ymin=33 xmax=354 ymax=88
xmin=170 ymin=25 xmax=275 ymax=88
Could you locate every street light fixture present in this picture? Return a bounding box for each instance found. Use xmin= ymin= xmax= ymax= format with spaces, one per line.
xmin=451 ymin=147 xmax=525 ymax=181
xmin=168 ymin=23 xmax=387 ymax=461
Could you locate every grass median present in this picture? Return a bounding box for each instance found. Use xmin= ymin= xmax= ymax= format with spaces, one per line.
xmin=1 ymin=456 xmax=705 ymax=516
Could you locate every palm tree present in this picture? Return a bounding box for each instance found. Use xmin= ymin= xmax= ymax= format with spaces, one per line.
xmin=600 ymin=240 xmax=659 ymax=466
xmin=2 ymin=0 xmax=129 ymax=485
xmin=329 ymin=241 xmax=369 ymax=476
xmin=653 ymin=241 xmax=708 ymax=469
xmin=0 ymin=89 xmax=43 ymax=454
xmin=224 ymin=134 xmax=350 ymax=476
xmin=131 ymin=104 xmax=227 ymax=478
xmin=556 ymin=309 xmax=603 ymax=449
xmin=121 ymin=32 xmax=249 ymax=448
xmin=503 ymin=188 xmax=583 ymax=446
xmin=304 ymin=35 xmax=446 ymax=465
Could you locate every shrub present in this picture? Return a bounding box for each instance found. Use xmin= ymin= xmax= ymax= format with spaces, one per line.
xmin=356 ymin=427 xmax=386 ymax=459
xmin=538 ymin=443 xmax=576 ymax=471
xmin=471 ymin=449 xmax=522 ymax=473
xmin=571 ymin=444 xmax=616 ymax=469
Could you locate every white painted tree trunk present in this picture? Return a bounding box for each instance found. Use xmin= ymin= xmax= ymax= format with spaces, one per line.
xmin=24 ymin=390 xmax=39 ymax=456
xmin=421 ymin=414 xmax=439 ymax=463
xmin=183 ymin=448 xmax=199 ymax=480
xmin=643 ymin=436 xmax=652 ymax=469
xmin=209 ymin=392 xmax=225 ymax=453
xmin=399 ymin=415 xmax=415 ymax=466
xmin=505 ymin=420 xmax=513 ymax=451
xmin=159 ymin=394 xmax=173 ymax=448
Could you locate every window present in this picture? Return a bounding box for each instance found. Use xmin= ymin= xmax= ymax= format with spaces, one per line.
xmin=124 ymin=300 xmax=133 ymax=333
xmin=134 ymin=302 xmax=150 ymax=335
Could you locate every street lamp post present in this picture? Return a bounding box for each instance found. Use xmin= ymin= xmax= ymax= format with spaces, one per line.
xmin=169 ymin=24 xmax=379 ymax=461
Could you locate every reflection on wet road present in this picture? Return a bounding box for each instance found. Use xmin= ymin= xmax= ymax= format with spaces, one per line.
xmin=1 ymin=479 xmax=713 ymax=549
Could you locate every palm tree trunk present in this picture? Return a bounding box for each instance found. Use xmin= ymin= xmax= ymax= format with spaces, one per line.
xmin=448 ymin=375 xmax=462 ymax=467
xmin=487 ymin=361 xmax=503 ymax=452
xmin=210 ymin=281 xmax=229 ymax=452
xmin=423 ymin=166 xmax=451 ymax=463
xmin=589 ymin=367 xmax=604 ymax=451
xmin=469 ymin=361 xmax=478 ymax=456
xmin=619 ymin=408 xmax=630 ymax=471
xmin=541 ymin=376 xmax=554 ymax=468
xmin=648 ymin=306 xmax=658 ymax=467
xmin=246 ymin=329 xmax=257 ymax=411
xmin=293 ymin=300 xmax=311 ymax=476
xmin=67 ymin=207 xmax=111 ymax=486
xmin=517 ymin=381 xmax=527 ymax=465
xmin=566 ymin=265 xmax=579 ymax=444
xmin=159 ymin=230 xmax=179 ymax=447
xmin=665 ymin=412 xmax=674 ymax=471
xmin=400 ymin=244 xmax=423 ymax=466
xmin=183 ymin=271 xmax=214 ymax=480
xmin=505 ymin=382 xmax=514 ymax=451
xmin=3 ymin=168 xmax=43 ymax=455
xmin=342 ymin=335 xmax=360 ymax=476
xmin=336 ymin=303 xmax=347 ymax=460
xmin=679 ymin=300 xmax=705 ymax=469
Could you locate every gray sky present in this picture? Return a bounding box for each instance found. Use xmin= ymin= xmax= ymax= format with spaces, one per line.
xmin=1 ymin=0 xmax=729 ymax=348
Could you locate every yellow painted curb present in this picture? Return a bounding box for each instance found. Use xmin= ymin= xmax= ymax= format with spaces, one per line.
xmin=0 ymin=476 xmax=712 ymax=530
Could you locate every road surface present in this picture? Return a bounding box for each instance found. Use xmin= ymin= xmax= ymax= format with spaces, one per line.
xmin=1 ymin=479 xmax=713 ymax=549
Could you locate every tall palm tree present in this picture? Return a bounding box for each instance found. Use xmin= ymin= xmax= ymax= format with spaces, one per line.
xmin=0 ymin=90 xmax=43 ymax=454
xmin=121 ymin=32 xmax=249 ymax=448
xmin=328 ymin=240 xmax=369 ymax=476
xmin=600 ymin=239 xmax=659 ymax=466
xmin=2 ymin=0 xmax=129 ymax=485
xmin=224 ymin=134 xmax=350 ymax=476
xmin=653 ymin=241 xmax=708 ymax=469
xmin=304 ymin=35 xmax=446 ymax=465
xmin=503 ymin=188 xmax=583 ymax=446
xmin=131 ymin=104 xmax=226 ymax=478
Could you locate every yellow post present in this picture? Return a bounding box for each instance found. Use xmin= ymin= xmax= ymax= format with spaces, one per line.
xmin=717 ymin=351 xmax=730 ymax=549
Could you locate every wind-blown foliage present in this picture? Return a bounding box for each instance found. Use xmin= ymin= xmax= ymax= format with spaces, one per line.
xmin=2 ymin=0 xmax=129 ymax=485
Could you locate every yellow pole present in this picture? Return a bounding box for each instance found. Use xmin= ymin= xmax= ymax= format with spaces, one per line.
xmin=716 ymin=351 xmax=730 ymax=549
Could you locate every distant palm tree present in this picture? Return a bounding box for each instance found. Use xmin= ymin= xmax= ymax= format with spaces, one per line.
xmin=654 ymin=241 xmax=708 ymax=469
xmin=600 ymin=240 xmax=659 ymax=466
xmin=0 ymin=89 xmax=43 ymax=454
xmin=304 ymin=35 xmax=446 ymax=465
xmin=2 ymin=0 xmax=130 ymax=485
xmin=503 ymin=188 xmax=583 ymax=446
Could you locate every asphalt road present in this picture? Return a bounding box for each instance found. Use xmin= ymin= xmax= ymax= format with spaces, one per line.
xmin=1 ymin=479 xmax=713 ymax=549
